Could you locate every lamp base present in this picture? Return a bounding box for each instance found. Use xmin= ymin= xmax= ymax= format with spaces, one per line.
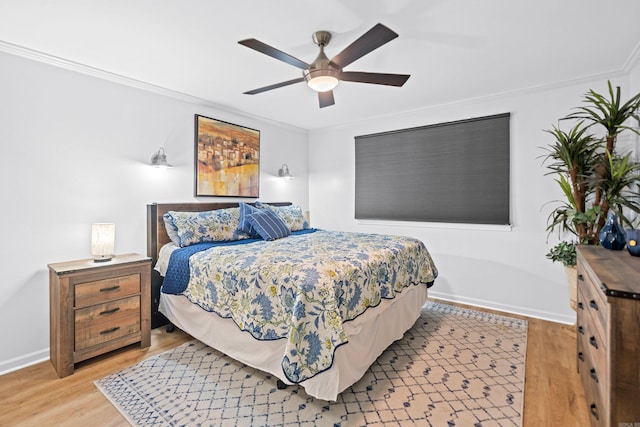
xmin=93 ymin=256 xmax=113 ymax=263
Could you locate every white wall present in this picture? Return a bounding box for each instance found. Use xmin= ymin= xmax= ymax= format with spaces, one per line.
xmin=0 ymin=51 xmax=309 ymax=373
xmin=2 ymin=45 xmax=638 ymax=375
xmin=308 ymin=75 xmax=635 ymax=324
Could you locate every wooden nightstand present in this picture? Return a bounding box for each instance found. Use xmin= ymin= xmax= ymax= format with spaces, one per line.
xmin=48 ymin=253 xmax=151 ymax=378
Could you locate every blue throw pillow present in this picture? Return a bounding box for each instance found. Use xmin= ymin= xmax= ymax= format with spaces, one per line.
xmin=237 ymin=202 xmax=260 ymax=237
xmin=247 ymin=209 xmax=291 ymax=241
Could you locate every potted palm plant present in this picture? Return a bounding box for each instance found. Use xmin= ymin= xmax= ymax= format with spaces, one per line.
xmin=542 ymin=81 xmax=640 ymax=309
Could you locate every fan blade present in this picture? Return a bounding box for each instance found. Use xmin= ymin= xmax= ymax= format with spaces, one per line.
xmin=238 ymin=39 xmax=309 ymax=70
xmin=243 ymin=77 xmax=305 ymax=95
xmin=318 ymin=91 xmax=335 ymax=108
xmin=340 ymin=71 xmax=410 ymax=87
xmin=330 ymin=23 xmax=398 ymax=68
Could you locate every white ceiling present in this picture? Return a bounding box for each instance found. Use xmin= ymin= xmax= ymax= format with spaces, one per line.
xmin=1 ymin=0 xmax=639 ymax=130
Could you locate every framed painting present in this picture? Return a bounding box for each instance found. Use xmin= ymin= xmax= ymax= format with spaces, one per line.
xmin=194 ymin=114 xmax=260 ymax=197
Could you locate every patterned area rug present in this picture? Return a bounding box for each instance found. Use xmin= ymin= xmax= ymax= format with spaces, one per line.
xmin=95 ymin=301 xmax=527 ymax=426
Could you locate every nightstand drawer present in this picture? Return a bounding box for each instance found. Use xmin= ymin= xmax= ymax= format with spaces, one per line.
xmin=75 ymin=273 xmax=140 ymax=308
xmin=75 ymin=295 xmax=141 ymax=326
xmin=75 ymin=297 xmax=141 ymax=351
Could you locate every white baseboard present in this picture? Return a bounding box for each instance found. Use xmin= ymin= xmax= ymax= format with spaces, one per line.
xmin=0 ymin=348 xmax=49 ymax=377
xmin=429 ymin=291 xmax=576 ymax=325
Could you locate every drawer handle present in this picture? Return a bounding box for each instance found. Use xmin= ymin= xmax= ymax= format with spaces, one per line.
xmin=577 ymin=302 xmax=584 ymax=310
xmin=99 ymin=307 xmax=120 ymax=316
xmin=589 ymin=403 xmax=599 ymax=420
xmin=100 ymin=285 xmax=121 ymax=292
xmin=578 ymin=326 xmax=584 ymax=335
xmin=589 ymin=368 xmax=599 ymax=383
xmin=99 ymin=326 xmax=121 ymax=335
xmin=577 ymin=351 xmax=584 ymax=361
xmin=578 ymin=274 xmax=584 ymax=282
xmin=589 ymin=300 xmax=598 ymax=310
xmin=589 ymin=336 xmax=598 ymax=349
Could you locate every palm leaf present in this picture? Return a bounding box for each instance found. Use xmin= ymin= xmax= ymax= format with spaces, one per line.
xmin=566 ymin=80 xmax=640 ymax=138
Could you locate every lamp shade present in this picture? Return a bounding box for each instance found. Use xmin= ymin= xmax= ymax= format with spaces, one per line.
xmin=91 ymin=223 xmax=115 ymax=262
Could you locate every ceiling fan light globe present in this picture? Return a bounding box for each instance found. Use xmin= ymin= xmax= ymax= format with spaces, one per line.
xmin=308 ymin=75 xmax=339 ymax=92
xmin=304 ymin=67 xmax=340 ymax=92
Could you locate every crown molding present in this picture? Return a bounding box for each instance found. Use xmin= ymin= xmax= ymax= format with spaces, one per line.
xmin=0 ymin=40 xmax=308 ymax=134
xmin=0 ymin=40 xmax=214 ymax=105
xmin=623 ymin=39 xmax=640 ymax=72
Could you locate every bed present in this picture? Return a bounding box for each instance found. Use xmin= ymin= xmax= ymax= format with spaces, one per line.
xmin=146 ymin=202 xmax=438 ymax=401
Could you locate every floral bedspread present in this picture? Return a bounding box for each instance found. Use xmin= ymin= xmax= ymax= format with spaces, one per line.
xmin=181 ymin=230 xmax=438 ymax=383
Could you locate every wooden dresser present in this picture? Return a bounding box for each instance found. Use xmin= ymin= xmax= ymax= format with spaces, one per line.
xmin=48 ymin=253 xmax=151 ymax=377
xmin=576 ymin=245 xmax=640 ymax=427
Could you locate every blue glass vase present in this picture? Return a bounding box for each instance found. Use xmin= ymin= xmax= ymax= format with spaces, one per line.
xmin=599 ymin=212 xmax=626 ymax=250
xmin=626 ymin=229 xmax=640 ymax=256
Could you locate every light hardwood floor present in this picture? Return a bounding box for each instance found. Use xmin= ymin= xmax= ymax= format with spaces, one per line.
xmin=0 ymin=299 xmax=589 ymax=426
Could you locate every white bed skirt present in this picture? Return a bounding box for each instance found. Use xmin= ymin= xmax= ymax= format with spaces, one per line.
xmin=159 ymin=284 xmax=428 ymax=401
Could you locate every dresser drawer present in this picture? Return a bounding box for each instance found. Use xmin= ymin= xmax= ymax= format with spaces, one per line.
xmin=75 ymin=296 xmax=141 ymax=351
xmin=75 ymin=273 xmax=140 ymax=308
xmin=578 ymin=350 xmax=607 ymax=427
xmin=577 ymin=287 xmax=608 ymax=374
xmin=577 ymin=285 xmax=608 ymax=355
xmin=577 ymin=318 xmax=607 ymax=382
xmin=577 ymin=319 xmax=608 ymax=413
xmin=577 ymin=266 xmax=608 ymax=340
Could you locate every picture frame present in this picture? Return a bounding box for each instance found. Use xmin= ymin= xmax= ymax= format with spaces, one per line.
xmin=194 ymin=114 xmax=260 ymax=197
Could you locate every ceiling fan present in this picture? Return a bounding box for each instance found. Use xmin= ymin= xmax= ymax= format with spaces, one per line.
xmin=238 ymin=23 xmax=410 ymax=108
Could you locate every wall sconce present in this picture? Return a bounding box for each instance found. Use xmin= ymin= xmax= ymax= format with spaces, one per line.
xmin=151 ymin=147 xmax=172 ymax=168
xmin=91 ymin=223 xmax=115 ymax=262
xmin=278 ymin=163 xmax=294 ymax=179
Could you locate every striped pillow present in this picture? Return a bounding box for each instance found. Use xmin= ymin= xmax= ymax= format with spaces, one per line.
xmin=254 ymin=201 xmax=309 ymax=231
xmin=247 ymin=209 xmax=291 ymax=241
xmin=237 ymin=202 xmax=260 ymax=237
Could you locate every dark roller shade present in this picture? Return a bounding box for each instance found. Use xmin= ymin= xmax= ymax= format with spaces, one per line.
xmin=355 ymin=113 xmax=510 ymax=225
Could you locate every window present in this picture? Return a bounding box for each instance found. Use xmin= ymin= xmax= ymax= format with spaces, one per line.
xmin=355 ymin=113 xmax=510 ymax=225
